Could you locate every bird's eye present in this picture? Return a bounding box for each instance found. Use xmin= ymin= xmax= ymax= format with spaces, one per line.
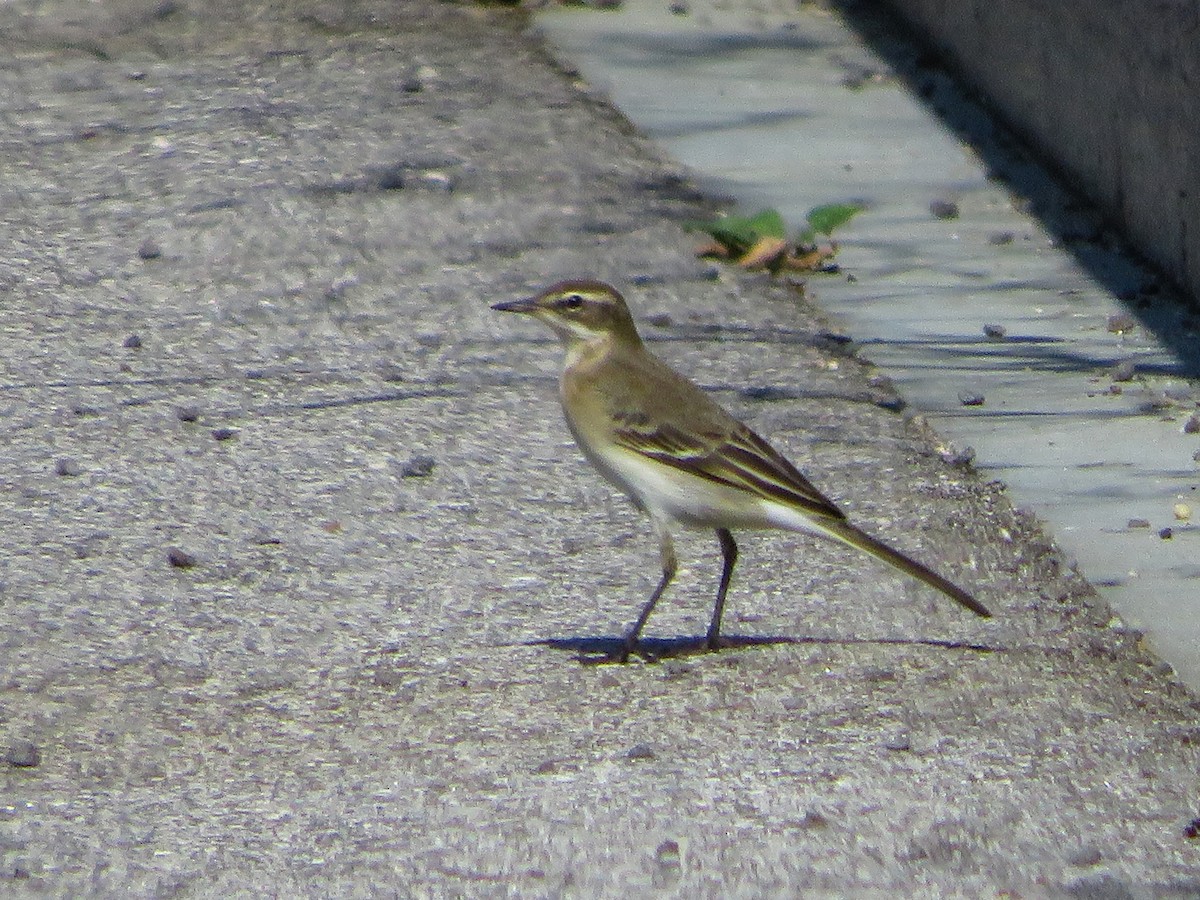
xmin=561 ymin=294 xmax=585 ymax=310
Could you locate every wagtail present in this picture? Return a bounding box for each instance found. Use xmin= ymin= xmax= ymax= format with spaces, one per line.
xmin=493 ymin=279 xmax=990 ymax=661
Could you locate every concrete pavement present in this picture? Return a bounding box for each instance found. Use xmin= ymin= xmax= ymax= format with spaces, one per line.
xmin=1 ymin=1 xmax=1198 ymax=895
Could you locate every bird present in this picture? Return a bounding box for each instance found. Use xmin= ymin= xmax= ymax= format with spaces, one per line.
xmin=492 ymin=279 xmax=990 ymax=661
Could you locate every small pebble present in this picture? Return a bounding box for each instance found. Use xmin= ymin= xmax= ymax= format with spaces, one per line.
xmin=1107 ymin=313 xmax=1137 ymax=334
xmin=940 ymin=444 xmax=976 ymax=466
xmin=646 ymin=313 xmax=673 ymax=328
xmin=1174 ymin=503 xmax=1192 ymax=522
xmin=842 ymin=68 xmax=886 ymax=90
xmin=1183 ymin=413 xmax=1200 ymax=434
xmin=929 ymin=199 xmax=959 ymax=219
xmin=400 ymin=454 xmax=436 ymax=478
xmin=883 ymin=731 xmax=911 ymax=752
xmin=662 ymin=660 xmax=693 ymax=679
xmin=123 ymin=333 xmax=143 ymax=349
xmin=176 ymin=405 xmax=200 ymax=423
xmin=987 ymin=231 xmax=1015 ymax=245
xmin=958 ymin=391 xmax=985 ymax=407
xmin=1184 ymin=818 xmax=1200 ymax=839
xmin=1126 ymin=518 xmax=1150 ymax=529
xmin=372 ymin=667 xmax=408 ymax=688
xmin=54 ymin=458 xmax=82 ymax=477
xmin=1159 ymin=527 xmax=1173 ymax=540
xmin=324 ymin=274 xmax=360 ymax=301
xmin=655 ymin=839 xmax=682 ymax=867
xmin=398 ymin=72 xmax=424 ymax=93
xmin=668 ymin=0 xmax=689 ymax=13
xmin=415 ymin=332 xmax=443 ymax=348
xmin=137 ymin=238 xmax=162 ymax=260
xmin=1110 ymin=360 xmax=1137 ymax=382
xmin=625 ymin=743 xmax=656 ymax=761
xmin=982 ymin=323 xmax=1007 ymax=340
xmin=4 ymin=740 xmax=41 ymax=768
xmin=211 ymin=428 xmax=237 ymax=441
xmin=167 ymin=547 xmax=197 ymax=568
xmin=797 ymin=810 xmax=829 ymax=829
xmin=1067 ymin=845 xmax=1103 ymax=867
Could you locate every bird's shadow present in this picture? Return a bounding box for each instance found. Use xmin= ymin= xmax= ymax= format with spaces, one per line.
xmin=529 ymin=633 xmax=998 ymax=665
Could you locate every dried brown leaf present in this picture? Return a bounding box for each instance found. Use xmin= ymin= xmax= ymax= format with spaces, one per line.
xmin=694 ymin=238 xmax=731 ymax=259
xmin=737 ymin=235 xmax=788 ymax=269
xmin=781 ymin=247 xmax=833 ymax=271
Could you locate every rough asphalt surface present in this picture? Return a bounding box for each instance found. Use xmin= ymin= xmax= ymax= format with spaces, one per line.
xmin=1 ymin=1 xmax=1198 ymax=895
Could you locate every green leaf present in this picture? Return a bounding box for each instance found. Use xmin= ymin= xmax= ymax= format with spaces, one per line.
xmin=736 ymin=208 xmax=787 ymax=238
xmin=805 ymin=202 xmax=863 ymax=237
xmin=685 ymin=208 xmax=787 ymax=254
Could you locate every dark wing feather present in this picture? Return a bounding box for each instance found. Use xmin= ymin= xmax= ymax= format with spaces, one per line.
xmin=611 ymin=416 xmax=846 ymax=522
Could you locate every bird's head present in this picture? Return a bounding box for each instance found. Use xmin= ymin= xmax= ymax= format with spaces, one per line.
xmin=492 ymin=280 xmax=642 ymax=348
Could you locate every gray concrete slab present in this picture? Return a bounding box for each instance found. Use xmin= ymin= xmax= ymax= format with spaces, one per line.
xmin=876 ymin=0 xmax=1200 ymax=306
xmin=0 ymin=1 xmax=1198 ymax=895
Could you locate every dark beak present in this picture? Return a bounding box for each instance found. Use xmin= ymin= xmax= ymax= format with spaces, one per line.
xmin=491 ymin=297 xmax=539 ymax=314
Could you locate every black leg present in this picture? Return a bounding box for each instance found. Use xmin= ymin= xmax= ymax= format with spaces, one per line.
xmin=706 ymin=529 xmax=738 ymax=651
xmin=620 ymin=525 xmax=677 ymax=662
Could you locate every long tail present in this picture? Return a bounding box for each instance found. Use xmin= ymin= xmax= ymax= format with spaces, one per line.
xmin=820 ymin=519 xmax=991 ymax=617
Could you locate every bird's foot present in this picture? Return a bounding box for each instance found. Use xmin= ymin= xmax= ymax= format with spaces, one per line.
xmin=616 ymin=639 xmax=636 ymax=664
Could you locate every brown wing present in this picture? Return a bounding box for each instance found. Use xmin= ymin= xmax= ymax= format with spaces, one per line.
xmin=612 ymin=414 xmax=846 ymax=522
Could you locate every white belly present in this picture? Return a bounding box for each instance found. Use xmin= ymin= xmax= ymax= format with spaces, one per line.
xmin=579 ymin=437 xmax=828 ymax=537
